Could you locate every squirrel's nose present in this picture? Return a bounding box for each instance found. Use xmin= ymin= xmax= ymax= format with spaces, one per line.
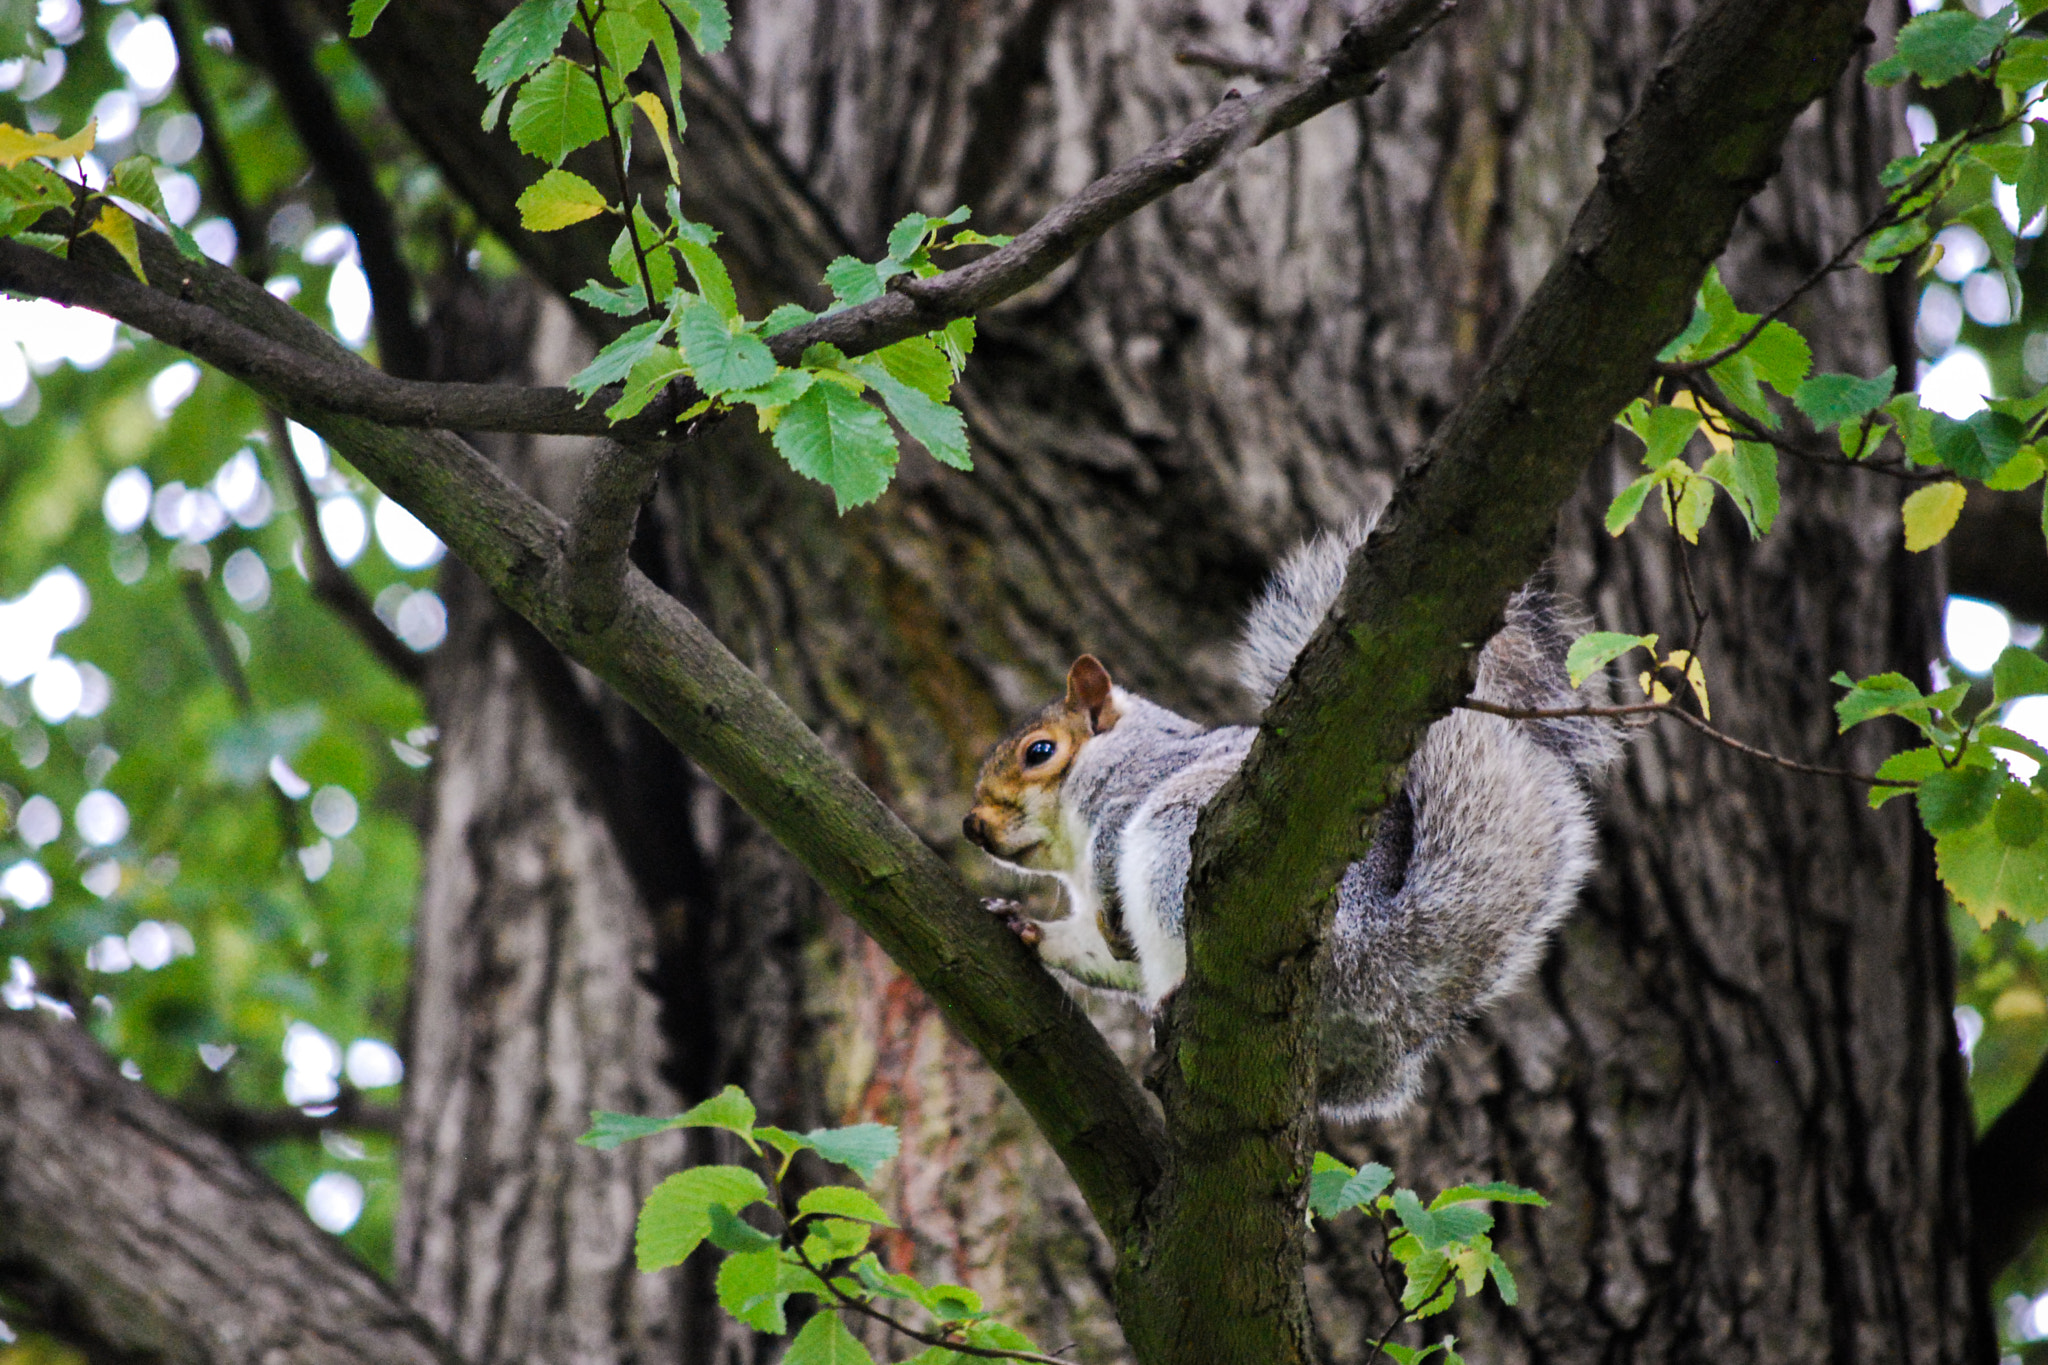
xmin=962 ymin=811 xmax=990 ymax=848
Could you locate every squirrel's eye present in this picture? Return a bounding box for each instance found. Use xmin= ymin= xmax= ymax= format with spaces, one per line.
xmin=1023 ymin=739 xmax=1057 ymax=767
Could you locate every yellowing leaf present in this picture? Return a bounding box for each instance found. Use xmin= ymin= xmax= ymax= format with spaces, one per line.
xmin=517 ymin=169 xmax=608 ymax=231
xmin=1901 ymin=480 xmax=1966 ymax=552
xmin=1639 ymin=649 xmax=1710 ymax=719
xmin=89 ymin=205 xmax=145 ymax=283
xmin=1670 ymin=390 xmax=1733 ymax=454
xmin=0 ymin=117 xmax=95 ymax=169
xmin=631 ymin=92 xmax=680 ymax=182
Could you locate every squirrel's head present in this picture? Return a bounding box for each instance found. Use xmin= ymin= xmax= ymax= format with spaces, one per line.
xmin=962 ymin=655 xmax=1122 ymax=873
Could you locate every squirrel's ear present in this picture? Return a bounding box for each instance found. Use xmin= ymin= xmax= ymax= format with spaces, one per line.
xmin=1066 ymin=655 xmax=1121 ymax=733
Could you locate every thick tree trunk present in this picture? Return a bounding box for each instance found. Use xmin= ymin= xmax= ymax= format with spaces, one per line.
xmin=323 ymin=0 xmax=1986 ymax=1360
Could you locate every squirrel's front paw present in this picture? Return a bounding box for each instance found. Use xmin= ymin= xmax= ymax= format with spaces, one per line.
xmin=980 ymin=897 xmax=1043 ymax=947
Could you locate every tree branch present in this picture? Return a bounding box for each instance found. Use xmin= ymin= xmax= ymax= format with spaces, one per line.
xmin=565 ymin=436 xmax=679 ymax=633
xmin=0 ymin=1010 xmax=461 ymax=1365
xmin=1126 ymin=1 xmax=1875 ymax=1360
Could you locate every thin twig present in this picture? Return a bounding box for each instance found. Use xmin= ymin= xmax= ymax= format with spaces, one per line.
xmin=1174 ymin=42 xmax=1298 ymax=82
xmin=264 ymin=411 xmax=427 ymax=686
xmin=1460 ymin=697 xmax=1905 ymax=786
xmin=578 ymin=0 xmax=664 ymax=321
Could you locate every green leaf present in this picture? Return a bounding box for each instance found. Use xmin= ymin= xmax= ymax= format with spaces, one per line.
xmin=517 ymin=168 xmax=608 ymax=231
xmin=1999 ymin=37 xmax=2048 ymax=89
xmin=594 ymin=6 xmax=653 ymax=81
xmin=661 ymin=0 xmax=733 ymax=54
xmin=348 ymin=0 xmax=391 ymax=37
xmin=1309 ymin=1154 xmax=1357 ymax=1219
xmin=1693 ymin=266 xmax=1756 ymax=352
xmin=1383 ymin=1345 xmax=1449 ymax=1365
xmin=1870 ymin=746 xmax=1946 ymax=808
xmin=1657 ymin=300 xmax=1711 ymax=361
xmin=939 ymin=317 xmax=977 ymax=371
xmin=1994 ymin=647 xmax=2048 ymax=704
xmin=728 ymin=369 xmax=815 ymax=408
xmin=568 ymin=318 xmax=666 ymax=399
xmin=572 ymin=281 xmax=649 ymax=316
xmin=1605 ymin=474 xmax=1656 ymax=536
xmin=706 ymin=1203 xmax=780 ymax=1253
xmin=887 ymin=211 xmax=938 ymax=263
xmin=716 ymin=1247 xmax=789 ymax=1334
xmin=1983 ymin=725 xmax=2048 ymax=772
xmin=1394 ymin=1188 xmax=1452 ymax=1250
xmin=605 ymin=345 xmax=688 ymax=421
xmin=579 ymin=1109 xmax=683 ymax=1150
xmin=509 ymin=59 xmax=608 ymax=167
xmin=1336 ymin=1162 xmax=1394 ymax=1210
xmin=1986 ymin=446 xmax=2044 ymax=492
xmin=675 ymin=239 xmax=738 ymax=321
xmin=798 ymin=1186 xmax=897 ymax=1226
xmin=1833 ymin=671 xmax=1924 ymax=731
xmin=1746 ymin=320 xmax=1812 ymax=396
xmin=1615 ymin=399 xmax=1701 ymax=468
xmin=1430 ymin=1181 xmax=1548 ymax=1208
xmin=1565 ymin=631 xmax=1656 ymax=688
xmin=800 ymin=1217 xmax=872 ymax=1264
xmin=851 ymin=363 xmax=971 ymax=470
xmin=1726 ymin=441 xmax=1779 ymax=536
xmin=2019 ymin=128 xmax=2048 ymax=227
xmin=679 ymin=300 xmax=777 ymax=395
xmin=677 ymin=1084 xmax=761 ymax=1142
xmin=1866 ymin=52 xmax=1911 ymax=86
xmin=1489 ymin=1252 xmax=1519 ymax=1306
xmin=1918 ymin=766 xmax=2005 ymax=834
xmin=1709 ymin=354 xmax=1774 ymax=429
xmin=1862 ymin=218 xmax=1931 ymax=273
xmin=1995 ymin=784 xmax=2047 ymax=849
xmin=1894 ymin=10 xmax=2006 ymax=86
xmin=761 ymin=303 xmax=819 ymax=337
xmin=774 ymin=384 xmax=900 ymax=512
xmin=1938 ymin=813 xmax=2048 ymax=927
xmin=481 ymin=85 xmax=510 ymax=133
xmin=1901 ymin=480 xmax=1967 ymax=553
xmin=1429 ymin=1204 xmax=1494 ymax=1242
xmin=824 ymin=255 xmax=885 ymax=309
xmin=1673 ymin=472 xmax=1714 ymax=543
xmin=475 ymin=0 xmax=581 ymax=93
xmin=872 ymin=336 xmax=954 ymax=404
xmin=782 ymin=1311 xmax=874 ymax=1365
xmin=610 ymin=212 xmax=677 ymax=305
xmin=1795 ymin=368 xmax=1895 ymax=427
xmin=635 ymin=1165 xmax=769 ymax=1271
xmin=801 ymin=1122 xmax=901 ymax=1179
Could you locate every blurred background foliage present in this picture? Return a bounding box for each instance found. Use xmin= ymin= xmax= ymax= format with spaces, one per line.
xmin=0 ymin=0 xmax=2046 ymax=1360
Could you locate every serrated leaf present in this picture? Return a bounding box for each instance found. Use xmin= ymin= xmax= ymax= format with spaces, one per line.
xmin=1694 ymin=266 xmax=1755 ymax=352
xmin=716 ymin=1247 xmax=788 ymax=1333
xmin=824 ymin=255 xmax=884 ymax=309
xmin=1310 ymin=1159 xmax=1357 ymax=1219
xmin=1337 ymin=1162 xmax=1394 ymax=1210
xmin=630 ymin=91 xmax=679 ymax=182
xmin=1747 ymin=320 xmax=1812 ymax=396
xmin=596 ymin=7 xmax=653 ymax=82
xmin=1995 ymin=647 xmax=2048 ymax=704
xmin=1431 ymin=1181 xmax=1548 ymax=1208
xmin=1606 ymin=474 xmax=1656 ymax=536
xmin=1616 ymin=399 xmax=1701 ymax=468
xmin=728 ymin=369 xmax=814 ymax=408
xmin=798 ymin=1186 xmax=896 ymax=1226
xmin=1984 ymin=725 xmax=2048 ymax=772
xmin=1657 ymin=300 xmax=1711 ymax=361
xmin=1727 ymin=441 xmax=1779 ymax=536
xmin=939 ymin=316 xmax=976 ymax=371
xmin=1709 ymin=354 xmax=1774 ymax=429
xmin=800 ymin=1216 xmax=871 ymax=1263
xmin=1999 ymin=37 xmax=2048 ymax=89
xmin=509 ymin=59 xmax=608 ymax=167
xmin=1429 ymin=1204 xmax=1494 ymax=1242
xmin=706 ymin=1203 xmax=780 ymax=1253
xmin=1796 ymin=368 xmax=1895 ymax=427
xmin=852 ymin=363 xmax=971 ymax=469
xmin=572 ymin=280 xmax=649 ymax=316
xmin=782 ymin=1311 xmax=874 ymax=1365
xmin=348 ymin=0 xmax=391 ymax=37
xmin=1939 ymin=814 xmax=2048 ymax=927
xmin=1566 ymin=631 xmax=1656 ymax=688
xmin=481 ymin=85 xmax=510 ymax=133
xmin=801 ymin=1122 xmax=901 ymax=1179
xmin=1986 ymin=446 xmax=2044 ymax=492
xmin=579 ymin=1110 xmax=682 ymax=1149
xmin=1871 ymin=746 xmax=1946 ymax=808
xmin=518 ymin=168 xmax=608 ymax=231
xmin=886 ymin=211 xmax=936 ymax=263
xmin=1833 ymin=670 xmax=1924 ymax=731
xmin=1918 ymin=766 xmax=2005 ymax=834
xmin=607 ymin=345 xmax=688 ymax=421
xmin=872 ymin=336 xmax=953 ymax=404
xmin=662 ymin=0 xmax=732 ymax=54
xmin=675 ymin=239 xmax=737 ymax=321
xmin=1902 ymin=480 xmax=1966 ymax=553
xmin=679 ymin=301 xmax=776 ymax=394
xmin=1673 ymin=472 xmax=1714 ymax=543
xmin=761 ymin=303 xmax=818 ymax=337
xmin=0 ymin=117 xmax=94 ymax=170
xmin=1895 ymin=10 xmax=2006 ymax=86
xmin=635 ymin=1165 xmax=769 ymax=1271
xmin=569 ymin=317 xmax=666 ymax=398
xmin=1996 ymin=784 xmax=2048 ymax=848
xmin=89 ymin=206 xmax=145 ymax=283
xmin=475 ymin=0 xmax=580 ymax=93
xmin=1863 ymin=218 xmax=1931 ymax=273
xmin=774 ymin=383 xmax=900 ymax=512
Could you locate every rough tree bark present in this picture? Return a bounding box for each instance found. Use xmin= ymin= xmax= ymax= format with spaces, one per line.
xmin=0 ymin=0 xmax=1996 ymax=1360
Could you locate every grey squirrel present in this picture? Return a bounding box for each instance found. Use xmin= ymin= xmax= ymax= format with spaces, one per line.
xmin=961 ymin=518 xmax=1621 ymax=1120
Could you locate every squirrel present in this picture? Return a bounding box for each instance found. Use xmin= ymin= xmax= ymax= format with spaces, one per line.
xmin=961 ymin=517 xmax=1622 ymax=1120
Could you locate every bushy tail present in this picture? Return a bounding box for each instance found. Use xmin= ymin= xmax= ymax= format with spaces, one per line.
xmin=1235 ymin=516 xmax=1376 ymax=709
xmin=1233 ymin=518 xmax=1626 ymax=1120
